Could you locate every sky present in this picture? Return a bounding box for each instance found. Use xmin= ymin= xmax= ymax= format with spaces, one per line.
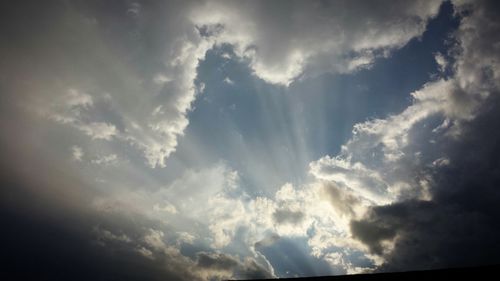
xmin=1 ymin=0 xmax=500 ymax=280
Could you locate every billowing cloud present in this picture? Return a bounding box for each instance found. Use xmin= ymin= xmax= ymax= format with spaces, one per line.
xmin=7 ymin=0 xmax=444 ymax=169
xmin=1 ymin=0 xmax=499 ymax=279
xmin=190 ymin=0 xmax=443 ymax=85
xmin=307 ymin=0 xmax=500 ymax=272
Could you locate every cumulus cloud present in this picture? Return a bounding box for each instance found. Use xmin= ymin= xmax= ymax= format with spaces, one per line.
xmin=190 ymin=0 xmax=443 ymax=85
xmin=29 ymin=0 xmax=444 ymax=170
xmin=107 ymin=164 xmax=361 ymax=273
xmin=308 ymin=72 xmax=488 ymax=207
xmin=2 ymin=0 xmax=499 ymax=279
xmin=305 ymin=0 xmax=500 ymax=272
xmin=176 ymin=178 xmax=377 ymax=273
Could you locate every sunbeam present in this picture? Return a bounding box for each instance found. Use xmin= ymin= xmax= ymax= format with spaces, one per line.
xmin=2 ymin=1 xmax=500 ymax=280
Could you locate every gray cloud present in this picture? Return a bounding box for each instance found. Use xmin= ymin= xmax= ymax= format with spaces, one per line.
xmin=196 ymin=252 xmax=274 ymax=279
xmin=273 ymin=208 xmax=306 ymax=225
xmin=1 ymin=0 xmax=442 ymax=170
xmin=2 ymin=0 xmax=498 ymax=279
xmin=0 ymin=164 xmax=199 ymax=281
xmin=322 ymin=182 xmax=363 ymax=217
xmin=254 ymin=233 xmax=281 ymax=249
xmin=345 ymin=0 xmax=500 ymax=271
xmin=191 ymin=0 xmax=443 ymax=85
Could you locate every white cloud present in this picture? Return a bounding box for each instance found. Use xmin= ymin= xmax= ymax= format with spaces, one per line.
xmin=44 ymin=89 xmax=118 ymax=141
xmin=18 ymin=0 xmax=500 ymax=276
xmin=305 ymin=0 xmax=500 ymax=267
xmin=306 ymin=66 xmax=490 ymax=205
xmin=79 ymin=122 xmax=117 ymax=141
xmin=189 ymin=0 xmax=443 ymax=85
xmin=153 ymin=73 xmax=172 ymax=84
xmin=143 ymin=228 xmax=166 ymax=250
xmin=177 ymin=232 xmax=196 ymax=245
xmin=71 ymin=145 xmax=84 ymax=162
xmin=39 ymin=1 xmax=444 ymax=169
xmin=122 ymin=0 xmax=442 ymax=166
xmin=65 ymin=88 xmax=93 ymax=108
xmin=176 ymin=177 xmax=376 ymax=271
xmin=89 ymin=160 xmax=371 ymax=271
xmin=91 ymin=154 xmax=119 ymax=166
xmin=310 ymin=156 xmax=392 ymax=204
xmin=120 ymin=38 xmax=216 ymax=168
xmin=153 ymin=202 xmax=178 ymax=214
xmin=434 ymin=52 xmax=447 ymax=73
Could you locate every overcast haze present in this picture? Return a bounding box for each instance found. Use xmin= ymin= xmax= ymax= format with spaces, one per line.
xmin=1 ymin=0 xmax=500 ymax=280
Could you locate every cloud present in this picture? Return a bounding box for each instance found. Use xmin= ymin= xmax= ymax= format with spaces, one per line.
xmin=91 ymin=154 xmax=118 ymax=166
xmin=305 ymin=0 xmax=500 ymax=271
xmin=94 ymin=227 xmax=133 ymax=244
xmin=65 ymin=88 xmax=93 ymax=108
xmin=434 ymin=52 xmax=447 ymax=73
xmin=153 ymin=74 xmax=172 ymax=85
xmin=190 ymin=0 xmax=443 ymax=85
xmin=1 ymin=1 xmax=209 ymax=168
xmin=350 ymin=217 xmax=398 ymax=256
xmin=6 ymin=0 xmax=445 ymax=170
xmin=178 ymin=179 xmax=377 ymax=273
xmin=273 ymin=208 xmax=305 ymax=225
xmin=322 ymin=182 xmax=364 ymax=218
xmin=143 ymin=229 xmax=167 ymax=251
xmin=196 ymin=252 xmax=274 ymax=280
xmin=44 ymin=89 xmax=118 ymax=141
xmin=310 ymin=156 xmax=393 ymax=204
xmin=0 ymin=153 xmax=202 ymax=281
xmin=71 ymin=145 xmax=84 ymax=162
xmin=79 ymin=122 xmax=117 ymax=140
xmin=308 ymin=72 xmax=488 ymax=207
xmin=153 ymin=202 xmax=178 ymax=214
xmin=2 ymin=0 xmax=499 ymax=278
xmin=223 ymin=77 xmax=234 ymax=85
xmin=254 ymin=233 xmax=281 ymax=248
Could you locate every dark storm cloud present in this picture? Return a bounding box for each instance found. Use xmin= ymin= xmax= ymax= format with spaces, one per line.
xmin=349 ymin=0 xmax=500 ymax=271
xmin=196 ymin=252 xmax=274 ymax=279
xmin=0 ymin=159 xmax=199 ymax=281
xmin=350 ymin=219 xmax=397 ymax=256
xmin=0 ymin=144 xmax=272 ymax=280
xmin=381 ymin=93 xmax=500 ymax=271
